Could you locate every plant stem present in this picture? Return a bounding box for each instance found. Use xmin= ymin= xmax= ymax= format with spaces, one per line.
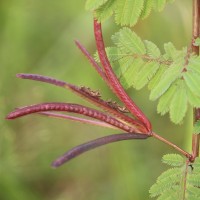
xmin=182 ymin=159 xmax=189 ymax=200
xmin=152 ymin=132 xmax=192 ymax=159
xmin=191 ymin=0 xmax=200 ymax=161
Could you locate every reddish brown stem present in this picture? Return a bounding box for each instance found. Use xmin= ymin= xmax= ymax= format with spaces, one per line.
xmin=17 ymin=73 xmax=146 ymax=132
xmin=52 ymin=133 xmax=149 ymax=167
xmin=93 ymin=19 xmax=151 ymax=132
xmin=6 ymin=102 xmax=144 ymax=133
xmin=191 ymin=0 xmax=200 ymax=161
xmin=152 ymin=132 xmax=192 ymax=159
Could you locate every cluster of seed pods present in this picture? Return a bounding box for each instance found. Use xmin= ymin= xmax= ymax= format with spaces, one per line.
xmin=6 ymin=19 xmax=152 ymax=167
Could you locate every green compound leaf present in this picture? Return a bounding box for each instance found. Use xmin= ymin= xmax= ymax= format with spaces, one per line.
xmin=150 ymin=155 xmax=200 ymax=199
xmin=193 ymin=157 xmax=200 ymax=173
xmin=115 ymin=0 xmax=144 ymax=26
xmin=134 ymin=61 xmax=159 ymax=90
xmin=187 ymin=185 xmax=200 ymax=198
xmin=187 ymin=55 xmax=200 ymax=74
xmin=120 ymin=58 xmax=145 ymax=89
xmin=149 ymin=62 xmax=183 ymax=101
xmin=169 ymin=80 xmax=187 ymax=124
xmin=153 ymin=0 xmax=167 ymax=12
xmin=163 ymin=42 xmax=178 ymax=60
xmin=85 ymin=0 xmax=109 ymax=10
xmin=148 ymin=65 xmax=166 ymax=90
xmin=111 ymin=27 xmax=146 ymax=54
xmin=95 ymin=0 xmax=117 ymax=22
xmin=140 ymin=0 xmax=153 ymax=19
xmin=188 ymin=174 xmax=200 ymax=188
xmin=94 ymin=27 xmax=200 ymax=124
xmin=157 ymin=83 xmax=177 ymax=115
xmin=86 ymin=0 xmax=175 ymax=26
xmin=186 ymin=86 xmax=200 ymax=107
xmin=149 ymin=168 xmax=182 ymax=197
xmin=162 ymin=154 xmax=184 ymax=167
xmin=144 ymin=40 xmax=161 ymax=58
xmin=157 ymin=188 xmax=180 ymax=200
xmin=183 ymin=71 xmax=200 ymax=96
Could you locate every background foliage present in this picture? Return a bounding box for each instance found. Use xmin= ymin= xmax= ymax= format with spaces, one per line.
xmin=0 ymin=0 xmax=193 ymax=199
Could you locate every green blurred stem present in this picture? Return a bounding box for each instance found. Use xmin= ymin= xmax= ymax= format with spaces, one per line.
xmin=191 ymin=0 xmax=200 ymax=161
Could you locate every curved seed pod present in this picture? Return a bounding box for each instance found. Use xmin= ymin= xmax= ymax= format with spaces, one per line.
xmin=6 ymin=102 xmax=138 ymax=133
xmin=16 ymin=73 xmax=145 ymax=132
xmin=52 ymin=133 xmax=150 ymax=167
xmin=93 ymin=19 xmax=151 ymax=132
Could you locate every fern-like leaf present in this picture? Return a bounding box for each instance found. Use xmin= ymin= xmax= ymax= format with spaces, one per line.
xmin=94 ymin=27 xmax=200 ymax=124
xmin=134 ymin=61 xmax=159 ymax=90
xmin=95 ymin=0 xmax=117 ymax=21
xmin=157 ymin=84 xmax=177 ymax=115
xmin=188 ymin=174 xmax=200 ymax=187
xmin=169 ymin=80 xmax=187 ymax=124
xmin=115 ymin=0 xmax=144 ymax=26
xmin=111 ymin=27 xmax=146 ymax=54
xmin=148 ymin=65 xmax=166 ymax=90
xmin=149 ymin=62 xmax=183 ymax=101
xmin=85 ymin=0 xmax=109 ymax=10
xmin=162 ymin=154 xmax=184 ymax=167
xmin=183 ymin=71 xmax=200 ymax=96
xmin=163 ymin=42 xmax=178 ymax=60
xmin=144 ymin=40 xmax=161 ymax=58
xmin=86 ymin=0 xmax=175 ymax=26
xmin=187 ymin=56 xmax=200 ymax=74
xmin=150 ymin=155 xmax=200 ymax=199
xmin=187 ymin=185 xmax=200 ymax=198
xmin=153 ymin=0 xmax=167 ymax=12
xmin=193 ymin=157 xmax=200 ymax=172
xmin=186 ymin=86 xmax=200 ymax=107
xmin=140 ymin=0 xmax=153 ymax=19
xmin=120 ymin=58 xmax=145 ymax=89
xmin=149 ymin=168 xmax=182 ymax=197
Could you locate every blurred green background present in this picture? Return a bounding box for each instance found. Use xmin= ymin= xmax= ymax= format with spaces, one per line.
xmin=0 ymin=1 xmax=193 ymax=199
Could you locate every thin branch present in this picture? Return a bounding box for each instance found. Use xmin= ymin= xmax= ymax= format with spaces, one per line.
xmin=191 ymin=0 xmax=200 ymax=161
xmin=182 ymin=159 xmax=190 ymax=200
xmin=52 ymin=133 xmax=150 ymax=167
xmin=16 ymin=73 xmax=146 ymax=132
xmin=152 ymin=132 xmax=192 ymax=159
xmin=93 ymin=19 xmax=151 ymax=132
xmin=38 ymin=111 xmax=118 ymax=129
xmin=192 ymin=0 xmax=200 ymax=53
xmin=6 ymin=102 xmax=142 ymax=133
